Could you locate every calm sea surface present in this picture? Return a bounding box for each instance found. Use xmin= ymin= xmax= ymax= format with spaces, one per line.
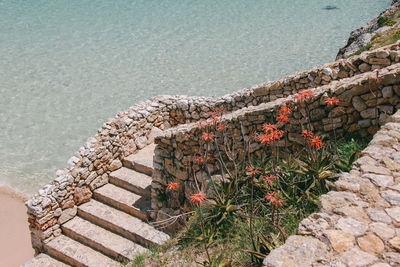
xmin=0 ymin=0 xmax=391 ymax=193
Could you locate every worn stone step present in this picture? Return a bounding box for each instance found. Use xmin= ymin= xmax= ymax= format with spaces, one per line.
xmin=44 ymin=235 xmax=119 ymax=267
xmin=122 ymin=143 xmax=156 ymax=176
xmin=109 ymin=167 xmax=151 ymax=197
xmin=21 ymin=253 xmax=69 ymax=267
xmin=62 ymin=216 xmax=148 ymax=263
xmin=94 ymin=183 xmax=149 ymax=221
xmin=78 ymin=200 xmax=169 ymax=248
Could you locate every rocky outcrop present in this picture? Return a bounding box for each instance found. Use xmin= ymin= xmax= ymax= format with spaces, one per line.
xmin=336 ymin=1 xmax=400 ymax=59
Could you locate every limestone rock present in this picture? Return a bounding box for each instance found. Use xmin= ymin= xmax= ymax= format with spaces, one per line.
xmin=262 ymin=235 xmax=328 ymax=267
xmin=352 ymin=96 xmax=367 ymax=112
xmin=109 ymin=159 xmax=122 ymax=171
xmin=370 ymin=222 xmax=395 ymax=240
xmin=324 ymin=229 xmax=355 ymax=253
xmin=58 ymin=206 xmax=77 ymax=224
xmin=73 ymin=187 xmax=92 ymax=205
xmin=386 ymin=206 xmax=400 ymax=223
xmin=337 ymin=217 xmax=368 ymax=237
xmin=340 ymin=247 xmax=377 ymax=267
xmin=357 ymin=233 xmax=384 ymax=254
xmin=389 ymin=236 xmax=400 ymax=252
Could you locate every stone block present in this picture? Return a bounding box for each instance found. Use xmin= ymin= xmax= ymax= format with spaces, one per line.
xmin=73 ymin=186 xmax=92 ymax=205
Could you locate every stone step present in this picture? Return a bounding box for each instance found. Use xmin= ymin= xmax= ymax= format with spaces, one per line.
xmin=122 ymin=143 xmax=156 ymax=176
xmin=109 ymin=167 xmax=151 ymax=197
xmin=94 ymin=183 xmax=149 ymax=221
xmin=44 ymin=235 xmax=120 ymax=267
xmin=21 ymin=253 xmax=69 ymax=267
xmin=78 ymin=200 xmax=169 ymax=248
xmin=62 ymin=216 xmax=148 ymax=263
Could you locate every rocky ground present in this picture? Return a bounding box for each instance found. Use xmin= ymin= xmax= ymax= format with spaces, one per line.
xmin=337 ymin=0 xmax=400 ymax=59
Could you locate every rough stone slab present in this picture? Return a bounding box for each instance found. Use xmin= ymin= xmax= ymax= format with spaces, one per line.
xmin=94 ymin=183 xmax=149 ymax=221
xmin=78 ymin=200 xmax=169 ymax=247
xmin=21 ymin=253 xmax=69 ymax=267
xmin=262 ymin=235 xmax=328 ymax=267
xmin=109 ymin=167 xmax=151 ymax=197
xmin=62 ymin=216 xmax=148 ymax=262
xmin=122 ymin=143 xmax=156 ymax=176
xmin=44 ymin=235 xmax=120 ymax=267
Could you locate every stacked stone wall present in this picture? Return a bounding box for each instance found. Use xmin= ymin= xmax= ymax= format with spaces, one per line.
xmin=26 ymin=42 xmax=400 ymax=253
xmin=153 ymin=64 xmax=400 ymax=221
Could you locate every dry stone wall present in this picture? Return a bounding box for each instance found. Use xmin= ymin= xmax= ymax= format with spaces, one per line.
xmin=26 ymin=42 xmax=400 ymax=253
xmin=152 ymin=64 xmax=400 ymax=222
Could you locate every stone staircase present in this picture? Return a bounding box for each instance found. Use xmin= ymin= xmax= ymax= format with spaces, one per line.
xmin=23 ymin=144 xmax=169 ymax=267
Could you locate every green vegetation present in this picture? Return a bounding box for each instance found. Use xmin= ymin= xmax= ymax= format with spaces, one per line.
xmin=130 ymin=135 xmax=368 ymax=266
xmin=348 ymin=11 xmax=400 ymax=58
xmin=378 ymin=16 xmax=396 ymax=27
xmin=128 ymin=92 xmax=370 ymax=266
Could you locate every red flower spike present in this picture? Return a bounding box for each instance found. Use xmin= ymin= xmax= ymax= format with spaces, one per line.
xmin=247 ymin=166 xmax=261 ymax=177
xmin=301 ymin=130 xmax=313 ymax=140
xmin=258 ymin=134 xmax=273 ymax=145
xmin=209 ymin=111 xmax=220 ymax=118
xmin=216 ymin=123 xmax=228 ymax=132
xmin=194 ymin=156 xmax=204 ymax=164
xmin=309 ymin=136 xmax=323 ymax=149
xmin=263 ymin=175 xmax=277 ymax=184
xmin=265 ymin=192 xmax=285 ymax=208
xmin=190 ymin=192 xmax=206 ymax=204
xmin=277 ymin=113 xmax=289 ymax=123
xmin=262 ymin=124 xmax=277 ymax=133
xmin=325 ymin=97 xmax=339 ymax=107
xmin=196 ymin=120 xmax=208 ymax=130
xmin=257 ymin=128 xmax=284 ymax=145
xmin=280 ymin=106 xmax=292 ymax=115
xmin=167 ymin=182 xmax=179 ymax=191
xmin=294 ymin=90 xmax=315 ymax=103
xmin=208 ymin=116 xmax=221 ymax=125
xmin=201 ymin=132 xmax=215 ymax=142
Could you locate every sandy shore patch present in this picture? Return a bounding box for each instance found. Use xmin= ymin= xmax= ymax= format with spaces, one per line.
xmin=0 ymin=184 xmax=34 ymax=267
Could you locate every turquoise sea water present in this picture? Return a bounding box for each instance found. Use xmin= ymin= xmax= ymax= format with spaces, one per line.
xmin=0 ymin=0 xmax=391 ymax=193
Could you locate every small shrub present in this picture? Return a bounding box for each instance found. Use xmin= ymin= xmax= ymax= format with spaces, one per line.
xmin=378 ymin=16 xmax=396 ymax=27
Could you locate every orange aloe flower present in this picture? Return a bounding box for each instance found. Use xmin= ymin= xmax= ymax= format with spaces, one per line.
xmin=263 ymin=175 xmax=277 ymax=184
xmin=196 ymin=120 xmax=208 ymax=130
xmin=216 ymin=123 xmax=228 ymax=132
xmin=265 ymin=192 xmax=285 ymax=208
xmin=207 ymin=116 xmax=221 ymax=125
xmin=280 ymin=106 xmax=292 ymax=115
xmin=194 ymin=156 xmax=204 ymax=164
xmin=247 ymin=166 xmax=261 ymax=177
xmin=201 ymin=132 xmax=215 ymax=142
xmin=294 ymin=90 xmax=315 ymax=103
xmin=262 ymin=123 xmax=277 ymax=133
xmin=325 ymin=97 xmax=339 ymax=107
xmin=277 ymin=113 xmax=289 ymax=123
xmin=301 ymin=130 xmax=313 ymax=140
xmin=258 ymin=129 xmax=284 ymax=145
xmin=309 ymin=136 xmax=323 ymax=149
xmin=167 ymin=182 xmax=179 ymax=191
xmin=190 ymin=192 xmax=206 ymax=204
